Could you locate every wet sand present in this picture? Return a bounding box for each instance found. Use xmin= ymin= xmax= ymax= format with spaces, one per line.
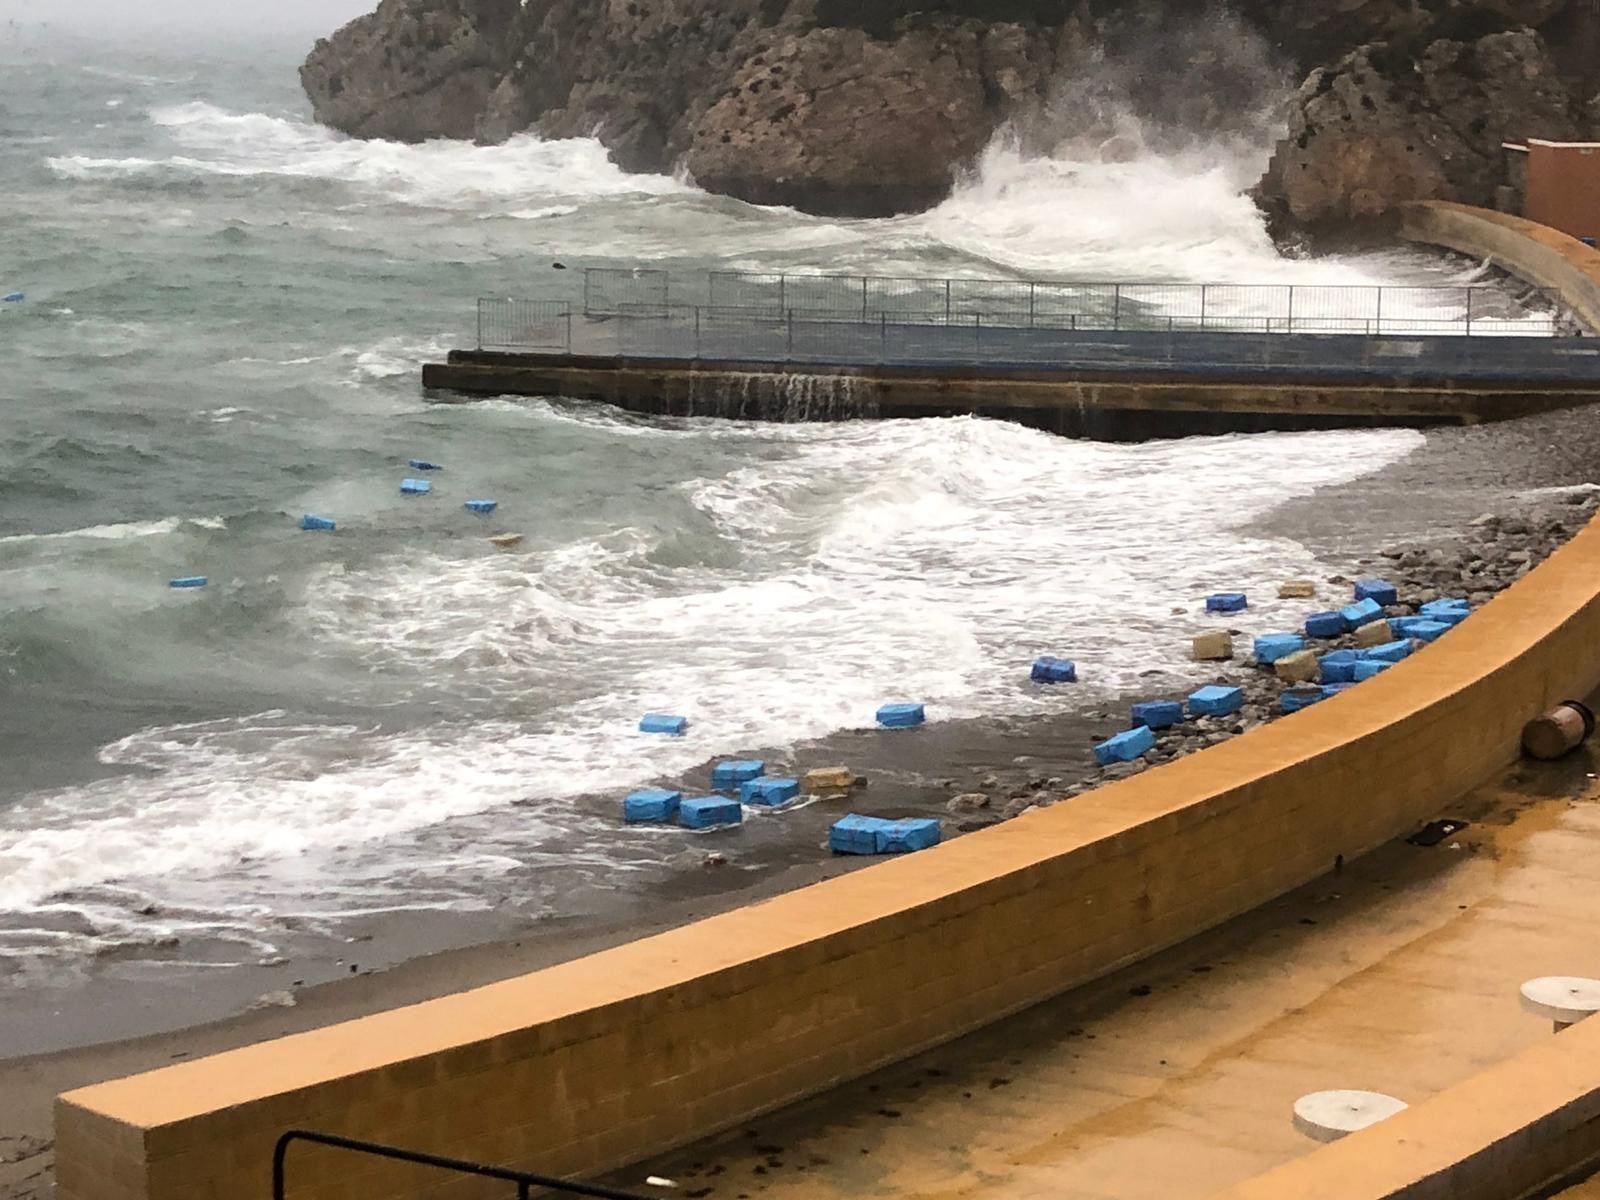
xmin=6 ymin=404 xmax=1600 ymax=1197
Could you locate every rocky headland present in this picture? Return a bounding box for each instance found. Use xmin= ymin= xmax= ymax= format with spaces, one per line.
xmin=301 ymin=0 xmax=1600 ymax=229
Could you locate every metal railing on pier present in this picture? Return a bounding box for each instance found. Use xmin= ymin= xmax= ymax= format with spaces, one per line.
xmin=556 ymin=266 xmax=1568 ymax=339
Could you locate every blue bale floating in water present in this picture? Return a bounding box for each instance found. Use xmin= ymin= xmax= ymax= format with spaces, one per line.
xmin=1304 ymin=611 xmax=1350 ymax=639
xmin=1254 ymin=633 xmax=1306 ymax=664
xmin=1281 ymin=686 xmax=1326 ymax=714
xmin=1353 ymin=659 xmax=1393 ymax=681
xmin=639 ymin=713 xmax=689 ymax=736
xmin=464 ymin=500 xmax=498 ymax=515
xmin=408 ymin=459 xmax=442 ymax=471
xmin=877 ymin=703 xmax=926 ymax=729
xmin=1031 ymin=657 xmax=1078 ymax=684
xmin=623 ymin=788 xmax=682 ymax=824
xmin=1094 ymin=725 xmax=1155 ymax=765
xmin=400 ymin=478 xmax=432 ymax=496
xmin=1339 ymin=597 xmax=1385 ymax=628
xmin=2 ymin=292 xmax=23 ymax=303
xmin=830 ymin=814 xmax=885 ymax=855
xmin=300 ymin=514 xmax=336 ymax=532
xmin=1206 ymin=592 xmax=1248 ymax=613
xmin=1366 ymin=638 xmax=1414 ymax=664
xmin=741 ymin=777 xmax=800 ymax=806
xmin=1131 ymin=700 xmax=1183 ymax=730
xmin=678 ymin=796 xmax=743 ymax=830
xmin=169 ymin=576 xmax=208 ymax=589
xmin=879 ymin=818 xmax=941 ymax=854
xmin=710 ymin=759 xmax=765 ymax=789
xmin=1189 ymin=685 xmax=1244 ymax=717
xmin=1354 ymin=579 xmax=1399 ymax=606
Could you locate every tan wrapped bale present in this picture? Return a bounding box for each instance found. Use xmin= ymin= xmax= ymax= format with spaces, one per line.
xmin=802 ymin=767 xmax=857 ymax=796
xmin=1354 ymin=620 xmax=1393 ymax=648
xmin=1278 ymin=580 xmax=1317 ymax=599
xmin=1192 ymin=631 xmax=1233 ymax=662
xmin=1275 ymin=649 xmax=1321 ymax=684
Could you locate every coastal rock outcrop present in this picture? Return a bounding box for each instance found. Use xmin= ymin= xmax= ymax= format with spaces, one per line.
xmin=302 ymin=0 xmax=1600 ymax=229
xmin=1256 ymin=27 xmax=1584 ymax=236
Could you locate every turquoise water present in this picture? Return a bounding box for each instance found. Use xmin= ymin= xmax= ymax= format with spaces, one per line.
xmin=0 ymin=25 xmax=1454 ymax=1022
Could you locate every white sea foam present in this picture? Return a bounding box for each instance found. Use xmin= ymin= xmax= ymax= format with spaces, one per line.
xmin=0 ymin=418 xmax=1424 ymax=934
xmin=0 ymin=517 xmax=223 ymax=546
xmin=47 ymin=102 xmax=690 ymax=210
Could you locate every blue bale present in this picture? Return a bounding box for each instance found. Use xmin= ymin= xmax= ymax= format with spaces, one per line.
xmin=1366 ymin=639 xmax=1415 ymax=664
xmin=1095 ymin=725 xmax=1156 ymax=765
xmin=878 ymin=818 xmax=942 ymax=854
xmin=1353 ymin=659 xmax=1393 ymax=682
xmin=408 ymin=459 xmax=442 ymax=471
xmin=1318 ymin=654 xmax=1360 ymax=684
xmin=1420 ymin=599 xmax=1471 ymax=626
xmin=1281 ymin=687 xmax=1326 ymax=714
xmin=623 ymin=788 xmax=682 ymax=824
xmin=1254 ymin=633 xmax=1306 ymax=664
xmin=1031 ymin=657 xmax=1078 ymax=684
xmin=300 ymin=514 xmax=336 ymax=532
xmin=830 ymin=814 xmax=887 ymax=855
xmin=639 ymin=713 xmax=689 ymax=736
xmin=1304 ymin=612 xmax=1350 ymax=639
xmin=1131 ymin=700 xmax=1183 ymax=731
xmin=741 ymin=777 xmax=800 ymax=806
xmin=2 ymin=292 xmax=23 ymax=303
xmin=1354 ymin=578 xmax=1400 ymax=606
xmin=710 ymin=759 xmax=765 ymax=789
xmin=1408 ymin=620 xmax=1452 ymax=643
xmin=400 ymin=478 xmax=432 ymax=496
xmin=1189 ymin=685 xmax=1244 ymax=717
xmin=1388 ymin=616 xmax=1431 ymax=638
xmin=678 ymin=796 xmax=743 ymax=830
xmin=464 ymin=500 xmax=498 ymax=515
xmin=1321 ymin=682 xmax=1358 ymax=698
xmin=1339 ymin=597 xmax=1385 ymax=628
xmin=877 ymin=703 xmax=926 ymax=729
xmin=169 ymin=576 xmax=208 ymax=589
xmin=1206 ymin=592 xmax=1248 ymax=613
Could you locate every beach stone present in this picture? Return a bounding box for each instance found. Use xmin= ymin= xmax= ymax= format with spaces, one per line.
xmin=250 ymin=990 xmax=298 ymax=1010
xmin=947 ymin=792 xmax=991 ymax=814
xmin=1192 ymin=631 xmax=1233 ymax=662
xmin=1001 ymin=796 xmax=1037 ymax=821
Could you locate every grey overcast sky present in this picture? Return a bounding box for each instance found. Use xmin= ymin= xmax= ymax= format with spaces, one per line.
xmin=1 ymin=0 xmax=375 ymax=33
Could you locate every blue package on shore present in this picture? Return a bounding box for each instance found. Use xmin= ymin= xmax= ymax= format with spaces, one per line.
xmin=877 ymin=703 xmax=926 ymax=729
xmin=1304 ymin=612 xmax=1349 ymax=639
xmin=400 ymin=478 xmax=431 ymax=496
xmin=1189 ymin=685 xmax=1244 ymax=717
xmin=1354 ymin=579 xmax=1399 ymax=606
xmin=711 ymin=759 xmax=765 ymax=789
xmin=1095 ymin=725 xmax=1155 ymax=765
xmin=1131 ymin=700 xmax=1183 ymax=730
xmin=679 ymin=796 xmax=742 ymax=829
xmin=624 ymin=789 xmax=682 ymax=824
xmin=741 ymin=777 xmax=800 ymax=806
xmin=1254 ymin=633 xmax=1305 ymax=664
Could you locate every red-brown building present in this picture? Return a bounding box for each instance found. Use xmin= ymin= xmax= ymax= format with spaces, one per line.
xmin=1504 ymin=139 xmax=1600 ymax=242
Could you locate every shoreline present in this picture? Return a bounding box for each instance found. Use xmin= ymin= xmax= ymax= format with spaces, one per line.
xmin=6 ymin=406 xmax=1600 ymax=1200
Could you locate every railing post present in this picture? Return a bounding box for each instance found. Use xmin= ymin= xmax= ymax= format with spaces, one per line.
xmin=778 ymin=273 xmax=786 ymax=318
xmin=945 ymin=278 xmax=952 ymax=322
xmin=880 ymin=310 xmax=887 ymax=359
xmin=1466 ymin=287 xmax=1474 ymax=337
xmin=1200 ymin=284 xmax=1208 ymax=330
xmin=1113 ymin=284 xmax=1122 ymax=331
xmin=1029 ymin=281 xmax=1037 ymax=328
xmin=477 ymin=299 xmax=485 ymax=350
xmin=583 ymin=269 xmax=593 ymax=317
xmin=1375 ymin=287 xmax=1384 ymax=337
xmin=861 ymin=275 xmax=868 ymax=320
xmin=694 ymin=306 xmax=701 ymax=360
xmin=786 ymin=308 xmax=793 ymax=360
xmin=1287 ymin=285 xmax=1296 ymax=334
xmin=565 ymin=306 xmax=572 ymax=355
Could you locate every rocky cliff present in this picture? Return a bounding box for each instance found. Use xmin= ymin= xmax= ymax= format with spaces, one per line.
xmin=300 ymin=0 xmax=1600 ymax=229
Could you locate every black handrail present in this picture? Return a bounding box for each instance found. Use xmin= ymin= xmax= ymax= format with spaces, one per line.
xmin=272 ymin=1130 xmax=653 ymax=1200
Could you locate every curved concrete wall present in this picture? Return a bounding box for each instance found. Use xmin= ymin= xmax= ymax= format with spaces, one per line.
xmin=1400 ymin=200 xmax=1600 ymax=334
xmin=57 ymin=515 xmax=1600 ymax=1200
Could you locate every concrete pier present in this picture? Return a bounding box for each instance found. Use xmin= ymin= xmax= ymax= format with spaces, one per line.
xmin=422 ymin=344 xmax=1600 ymax=440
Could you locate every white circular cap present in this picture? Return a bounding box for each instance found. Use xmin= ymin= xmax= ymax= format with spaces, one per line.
xmin=1520 ymin=977 xmax=1600 ymax=1023
xmin=1292 ymin=1090 xmax=1409 ymax=1142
